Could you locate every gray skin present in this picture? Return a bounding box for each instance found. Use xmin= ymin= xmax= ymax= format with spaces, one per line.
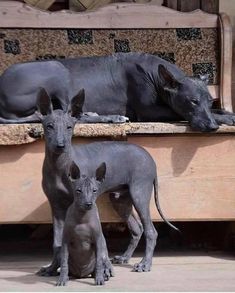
xmin=0 ymin=60 xmax=128 ymax=124
xmin=1 ymin=52 xmax=235 ymax=131
xmin=57 ymin=162 xmax=114 ymax=286
xmin=37 ymin=88 xmax=178 ymax=277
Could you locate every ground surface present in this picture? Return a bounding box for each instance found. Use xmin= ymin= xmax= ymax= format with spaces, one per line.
xmin=1 ymin=251 xmax=235 ymax=292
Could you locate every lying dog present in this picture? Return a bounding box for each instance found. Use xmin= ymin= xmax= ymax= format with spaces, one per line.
xmin=1 ymin=53 xmax=234 ymax=131
xmin=56 ymin=161 xmax=113 ymax=286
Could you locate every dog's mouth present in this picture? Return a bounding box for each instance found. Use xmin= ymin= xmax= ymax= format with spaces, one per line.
xmin=190 ymin=122 xmax=219 ymax=132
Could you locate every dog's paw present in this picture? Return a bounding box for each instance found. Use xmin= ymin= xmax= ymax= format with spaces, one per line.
xmin=56 ymin=276 xmax=69 ymax=286
xmin=116 ymin=115 xmax=129 ymax=123
xmin=36 ymin=265 xmax=59 ymax=277
xmin=111 ymin=255 xmax=129 ymax=264
xmin=214 ymin=114 xmax=235 ymax=126
xmin=103 ymin=259 xmax=114 ymax=280
xmin=95 ymin=275 xmax=105 ymax=285
xmin=133 ymin=261 xmax=151 ymax=272
xmin=108 ymin=115 xmax=129 ymax=123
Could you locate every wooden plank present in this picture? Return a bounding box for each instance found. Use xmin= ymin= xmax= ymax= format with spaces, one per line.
xmin=178 ymin=0 xmax=200 ymax=12
xmin=219 ymin=13 xmax=233 ymax=112
xmin=0 ymin=1 xmax=218 ymax=28
xmin=201 ymin=0 xmax=219 ymax=14
xmin=24 ymin=0 xmax=56 ymax=10
xmin=1 ymin=134 xmax=235 ymax=223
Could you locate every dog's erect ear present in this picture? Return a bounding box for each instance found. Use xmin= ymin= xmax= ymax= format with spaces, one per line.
xmin=199 ymin=74 xmax=209 ymax=85
xmin=36 ymin=88 xmax=52 ymax=117
xmin=70 ymin=89 xmax=85 ymax=119
xmin=96 ymin=162 xmax=106 ymax=182
xmin=158 ymin=64 xmax=181 ymax=92
xmin=69 ymin=161 xmax=81 ymax=181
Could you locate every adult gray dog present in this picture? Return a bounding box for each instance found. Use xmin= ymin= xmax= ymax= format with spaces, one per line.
xmin=1 ymin=52 xmax=234 ymax=131
xmin=56 ymin=162 xmax=113 ymax=286
xmin=37 ymin=88 xmax=178 ymax=276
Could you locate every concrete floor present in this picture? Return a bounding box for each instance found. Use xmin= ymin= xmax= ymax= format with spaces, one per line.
xmin=0 ymin=251 xmax=235 ymax=292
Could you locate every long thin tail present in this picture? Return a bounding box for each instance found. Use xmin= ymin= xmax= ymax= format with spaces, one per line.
xmin=153 ymin=178 xmax=180 ymax=232
xmin=0 ymin=113 xmax=40 ymax=124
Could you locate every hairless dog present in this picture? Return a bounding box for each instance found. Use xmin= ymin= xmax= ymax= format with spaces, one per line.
xmin=56 ymin=162 xmax=113 ymax=286
xmin=37 ymin=88 xmax=178 ymax=276
xmin=1 ymin=53 xmax=235 ymax=131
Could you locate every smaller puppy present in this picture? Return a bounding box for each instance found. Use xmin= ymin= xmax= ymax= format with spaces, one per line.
xmin=56 ymin=161 xmax=113 ymax=286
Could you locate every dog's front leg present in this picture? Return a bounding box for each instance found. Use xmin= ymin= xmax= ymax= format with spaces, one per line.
xmin=37 ymin=211 xmax=65 ymax=276
xmin=211 ymin=109 xmax=235 ymax=126
xmin=94 ymin=235 xmax=107 ymax=285
xmin=56 ymin=241 xmax=69 ymax=286
xmin=78 ymin=113 xmax=129 ymax=123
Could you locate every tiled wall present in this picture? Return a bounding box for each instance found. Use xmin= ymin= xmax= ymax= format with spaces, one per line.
xmin=0 ymin=28 xmax=219 ymax=85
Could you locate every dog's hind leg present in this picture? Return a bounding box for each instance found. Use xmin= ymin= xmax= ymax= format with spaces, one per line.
xmin=109 ymin=191 xmax=143 ymax=264
xmin=129 ymin=183 xmax=158 ymax=272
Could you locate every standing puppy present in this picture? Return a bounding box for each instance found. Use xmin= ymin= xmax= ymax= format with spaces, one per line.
xmin=57 ymin=162 xmax=113 ymax=286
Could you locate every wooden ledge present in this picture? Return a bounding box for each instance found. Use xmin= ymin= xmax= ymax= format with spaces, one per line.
xmin=1 ymin=122 xmax=235 ymax=146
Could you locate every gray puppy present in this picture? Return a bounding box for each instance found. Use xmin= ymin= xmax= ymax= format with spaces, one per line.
xmin=57 ymin=161 xmax=113 ymax=286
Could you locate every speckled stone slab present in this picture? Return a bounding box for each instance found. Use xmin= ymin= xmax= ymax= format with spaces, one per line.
xmin=0 ymin=28 xmax=219 ymax=84
xmin=1 ymin=123 xmax=235 ymax=146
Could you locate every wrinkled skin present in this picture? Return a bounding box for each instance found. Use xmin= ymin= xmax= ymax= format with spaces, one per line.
xmin=0 ymin=53 xmax=234 ymax=131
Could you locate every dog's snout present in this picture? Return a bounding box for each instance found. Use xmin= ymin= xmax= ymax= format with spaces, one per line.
xmin=209 ymin=122 xmax=219 ymax=131
xmin=85 ymin=202 xmax=93 ymax=209
xmin=57 ymin=142 xmax=65 ymax=149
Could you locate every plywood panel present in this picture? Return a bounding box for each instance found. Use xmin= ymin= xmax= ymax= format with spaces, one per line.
xmin=1 ymin=135 xmax=235 ymax=223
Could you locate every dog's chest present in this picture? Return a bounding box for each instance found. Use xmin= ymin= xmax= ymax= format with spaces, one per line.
xmin=69 ymin=224 xmax=94 ymax=252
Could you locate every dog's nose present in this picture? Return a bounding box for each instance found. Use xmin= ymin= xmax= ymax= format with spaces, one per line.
xmin=209 ymin=123 xmax=219 ymax=131
xmin=57 ymin=142 xmax=65 ymax=149
xmin=85 ymin=202 xmax=93 ymax=209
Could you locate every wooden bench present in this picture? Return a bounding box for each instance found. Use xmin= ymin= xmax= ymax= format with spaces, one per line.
xmin=0 ymin=1 xmax=235 ymax=223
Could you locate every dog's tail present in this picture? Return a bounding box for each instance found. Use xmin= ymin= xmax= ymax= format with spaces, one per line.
xmin=153 ymin=177 xmax=180 ymax=232
xmin=0 ymin=113 xmax=40 ymax=124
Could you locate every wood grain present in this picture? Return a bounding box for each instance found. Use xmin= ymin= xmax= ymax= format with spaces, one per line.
xmin=1 ymin=135 xmax=235 ymax=223
xmin=0 ymin=1 xmax=218 ymax=28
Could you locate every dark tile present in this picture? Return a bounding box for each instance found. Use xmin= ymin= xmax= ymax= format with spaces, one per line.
xmin=192 ymin=62 xmax=214 ymax=84
xmin=176 ymin=28 xmax=202 ymax=40
xmin=4 ymin=39 xmax=21 ymax=55
xmin=154 ymin=52 xmax=175 ymax=64
xmin=0 ymin=33 xmax=6 ymax=39
xmin=35 ymin=54 xmax=66 ymax=61
xmin=114 ymin=39 xmax=130 ymax=53
xmin=109 ymin=33 xmax=116 ymax=39
xmin=67 ymin=29 xmax=93 ymax=45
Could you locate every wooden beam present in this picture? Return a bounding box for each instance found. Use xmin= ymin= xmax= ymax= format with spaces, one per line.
xmin=24 ymin=0 xmax=56 ymax=10
xmin=0 ymin=1 xmax=219 ymax=28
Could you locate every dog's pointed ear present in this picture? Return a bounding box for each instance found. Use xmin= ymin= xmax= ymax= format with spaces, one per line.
xmin=70 ymin=89 xmax=85 ymax=119
xmin=96 ymin=162 xmax=106 ymax=182
xmin=199 ymin=74 xmax=209 ymax=85
xmin=69 ymin=161 xmax=80 ymax=181
xmin=158 ymin=64 xmax=181 ymax=92
xmin=36 ymin=88 xmax=52 ymax=117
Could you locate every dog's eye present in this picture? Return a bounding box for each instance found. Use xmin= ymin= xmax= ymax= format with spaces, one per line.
xmin=191 ymin=99 xmax=199 ymax=106
xmin=93 ymin=188 xmax=97 ymax=193
xmin=46 ymin=123 xmax=54 ymax=130
xmin=76 ymin=189 xmax=82 ymax=194
xmin=67 ymin=125 xmax=72 ymax=130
